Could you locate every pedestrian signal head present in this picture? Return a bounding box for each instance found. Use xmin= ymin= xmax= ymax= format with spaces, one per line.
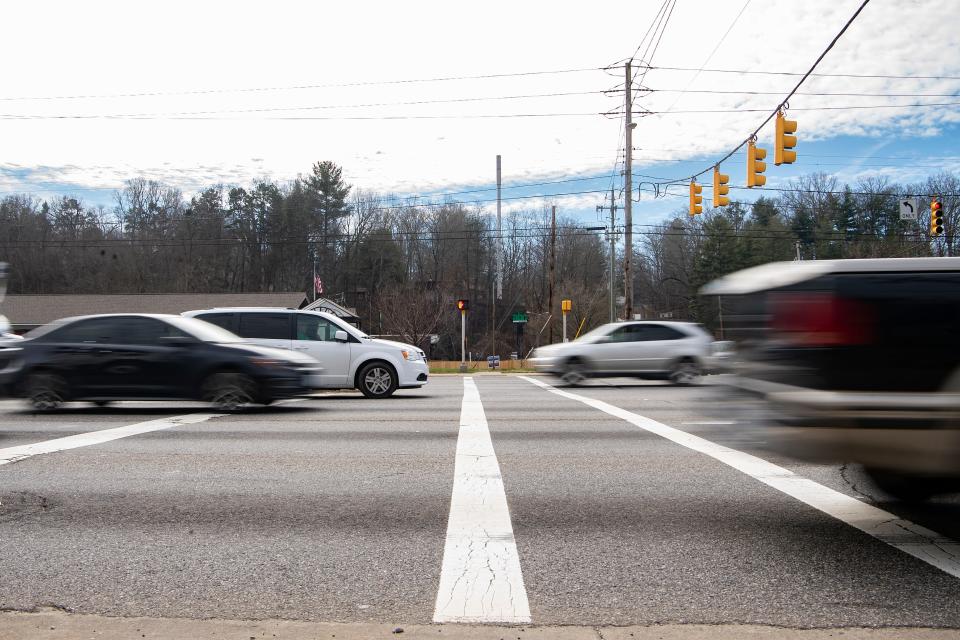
xmin=457 ymin=299 xmax=469 ymax=311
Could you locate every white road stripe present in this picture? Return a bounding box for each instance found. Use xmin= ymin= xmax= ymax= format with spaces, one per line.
xmin=521 ymin=376 xmax=960 ymax=580
xmin=0 ymin=413 xmax=221 ymax=467
xmin=433 ymin=377 xmax=531 ymax=624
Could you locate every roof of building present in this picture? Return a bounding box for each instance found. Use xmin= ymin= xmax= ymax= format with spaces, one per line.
xmin=301 ymin=296 xmax=360 ymax=320
xmin=2 ymin=292 xmax=307 ymax=329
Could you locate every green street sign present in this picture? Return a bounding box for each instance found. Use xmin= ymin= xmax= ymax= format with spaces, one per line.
xmin=512 ymin=312 xmax=528 ymax=324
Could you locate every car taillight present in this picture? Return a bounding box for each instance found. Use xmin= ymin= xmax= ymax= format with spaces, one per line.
xmin=769 ymin=292 xmax=873 ymax=347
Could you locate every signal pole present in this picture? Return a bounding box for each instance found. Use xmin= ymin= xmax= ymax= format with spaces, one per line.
xmin=624 ymin=61 xmax=634 ymax=321
xmin=549 ymin=205 xmax=556 ymax=344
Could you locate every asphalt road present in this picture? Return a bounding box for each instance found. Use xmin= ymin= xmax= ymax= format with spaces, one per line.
xmin=1 ymin=374 xmax=960 ymax=634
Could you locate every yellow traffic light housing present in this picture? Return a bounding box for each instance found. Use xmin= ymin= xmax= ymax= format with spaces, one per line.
xmin=747 ymin=142 xmax=767 ymax=187
xmin=713 ymin=167 xmax=729 ymax=207
xmin=931 ymin=199 xmax=944 ymax=236
xmin=775 ymin=111 xmax=798 ymax=165
xmin=689 ymin=180 xmax=703 ymax=217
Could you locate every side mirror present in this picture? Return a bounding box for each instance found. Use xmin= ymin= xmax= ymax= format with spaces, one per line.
xmin=334 ymin=330 xmax=349 ymax=342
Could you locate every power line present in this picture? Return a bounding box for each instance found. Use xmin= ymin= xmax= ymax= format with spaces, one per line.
xmin=0 ymin=89 xmax=608 ymax=120
xmin=0 ymin=111 xmax=603 ymax=121
xmin=0 ymin=67 xmax=605 ymax=103
xmin=659 ymin=0 xmax=752 ymax=113
xmin=645 ymin=100 xmax=960 ymax=115
xmin=649 ymin=88 xmax=960 ymax=98
xmin=642 ymin=65 xmax=960 ymax=81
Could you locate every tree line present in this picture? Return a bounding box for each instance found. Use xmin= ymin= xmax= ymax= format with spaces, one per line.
xmin=1 ymin=162 xmax=956 ymax=358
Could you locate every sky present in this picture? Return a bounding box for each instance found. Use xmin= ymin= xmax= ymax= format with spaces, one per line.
xmin=1 ymin=0 xmax=959 ymax=228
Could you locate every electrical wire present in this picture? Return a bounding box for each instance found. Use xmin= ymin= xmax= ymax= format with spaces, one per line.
xmin=0 ymin=67 xmax=605 ymax=103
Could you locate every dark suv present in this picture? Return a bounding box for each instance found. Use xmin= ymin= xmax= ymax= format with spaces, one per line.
xmin=703 ymin=256 xmax=960 ymax=500
xmin=0 ymin=314 xmax=320 ymax=411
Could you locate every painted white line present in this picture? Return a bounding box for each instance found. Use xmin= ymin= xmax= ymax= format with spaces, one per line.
xmin=0 ymin=413 xmax=221 ymax=467
xmin=520 ymin=376 xmax=960 ymax=580
xmin=433 ymin=377 xmax=531 ymax=624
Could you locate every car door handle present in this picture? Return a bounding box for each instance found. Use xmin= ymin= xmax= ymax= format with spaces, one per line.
xmin=293 ymin=346 xmax=310 ymax=351
xmin=95 ymin=349 xmax=113 ymax=354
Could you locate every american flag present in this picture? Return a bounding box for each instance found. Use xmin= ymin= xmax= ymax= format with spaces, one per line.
xmin=313 ymin=274 xmax=323 ymax=295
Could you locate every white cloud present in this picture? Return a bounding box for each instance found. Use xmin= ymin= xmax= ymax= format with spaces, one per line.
xmin=0 ymin=0 xmax=957 ymax=205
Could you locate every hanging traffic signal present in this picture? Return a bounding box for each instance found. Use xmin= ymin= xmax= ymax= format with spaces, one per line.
xmin=457 ymin=299 xmax=469 ymax=311
xmin=931 ymin=199 xmax=944 ymax=236
xmin=713 ymin=167 xmax=729 ymax=207
xmin=689 ymin=180 xmax=703 ymax=217
xmin=747 ymin=141 xmax=767 ymax=187
xmin=775 ymin=111 xmax=798 ymax=165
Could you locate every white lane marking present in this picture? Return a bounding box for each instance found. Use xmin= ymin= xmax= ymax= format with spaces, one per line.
xmin=433 ymin=377 xmax=531 ymax=624
xmin=521 ymin=376 xmax=960 ymax=580
xmin=0 ymin=413 xmax=221 ymax=467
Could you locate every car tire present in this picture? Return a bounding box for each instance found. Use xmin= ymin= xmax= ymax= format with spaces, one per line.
xmin=864 ymin=467 xmax=946 ymax=502
xmin=561 ymin=358 xmax=588 ymax=386
xmin=24 ymin=372 xmax=68 ymax=411
xmin=202 ymin=371 xmax=256 ymax=412
xmin=669 ymin=358 xmax=701 ymax=386
xmin=357 ymin=362 xmax=398 ymax=398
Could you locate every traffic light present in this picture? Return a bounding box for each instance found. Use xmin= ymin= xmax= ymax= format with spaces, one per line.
xmin=774 ymin=111 xmax=798 ymax=166
xmin=747 ymin=141 xmax=767 ymax=187
xmin=931 ymin=198 xmax=944 ymax=236
xmin=456 ymin=299 xmax=469 ymax=311
xmin=713 ymin=167 xmax=729 ymax=207
xmin=689 ymin=180 xmax=703 ymax=217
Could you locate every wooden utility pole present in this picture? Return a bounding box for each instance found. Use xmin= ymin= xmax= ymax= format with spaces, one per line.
xmin=624 ymin=61 xmax=635 ymax=320
xmin=549 ymin=205 xmax=556 ymax=344
xmin=596 ymin=189 xmax=617 ymax=323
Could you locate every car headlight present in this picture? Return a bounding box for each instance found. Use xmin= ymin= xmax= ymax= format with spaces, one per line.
xmin=401 ymin=350 xmax=423 ymax=362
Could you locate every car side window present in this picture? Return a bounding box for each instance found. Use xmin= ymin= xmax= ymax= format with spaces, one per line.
xmin=236 ymin=313 xmax=291 ymax=340
xmin=49 ymin=318 xmax=124 ymax=343
xmin=642 ymin=325 xmax=685 ymax=341
xmin=114 ymin=317 xmax=189 ymax=344
xmin=607 ymin=326 xmax=635 ymax=343
xmin=197 ymin=313 xmax=236 ymax=332
xmin=296 ymin=314 xmax=338 ymax=342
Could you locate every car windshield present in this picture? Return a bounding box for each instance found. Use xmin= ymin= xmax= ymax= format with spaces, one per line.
xmin=165 ymin=316 xmax=244 ymax=343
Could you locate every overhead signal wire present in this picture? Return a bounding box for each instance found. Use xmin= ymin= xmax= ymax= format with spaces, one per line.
xmin=682 ymin=0 xmax=872 ymax=183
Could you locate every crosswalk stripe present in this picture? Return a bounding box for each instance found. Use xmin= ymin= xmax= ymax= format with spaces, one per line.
xmin=0 ymin=413 xmax=220 ymax=467
xmin=521 ymin=376 xmax=960 ymax=581
xmin=433 ymin=377 xmax=531 ymax=623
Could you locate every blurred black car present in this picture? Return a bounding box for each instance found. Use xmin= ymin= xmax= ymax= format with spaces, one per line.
xmin=702 ymin=256 xmax=960 ymax=500
xmin=0 ymin=314 xmax=321 ymax=411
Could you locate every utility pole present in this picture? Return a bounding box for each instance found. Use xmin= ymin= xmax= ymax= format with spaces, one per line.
xmin=596 ymin=189 xmax=617 ymax=323
xmin=548 ymin=205 xmax=556 ymax=344
xmin=623 ymin=61 xmax=635 ymax=321
xmin=493 ymin=155 xmax=502 ymax=358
